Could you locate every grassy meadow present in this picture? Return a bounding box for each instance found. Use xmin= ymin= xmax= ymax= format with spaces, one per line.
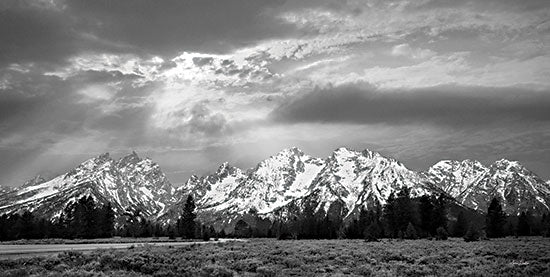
xmin=1 ymin=237 xmax=549 ymax=276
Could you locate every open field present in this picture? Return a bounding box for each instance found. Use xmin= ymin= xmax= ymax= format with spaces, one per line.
xmin=0 ymin=239 xmax=241 ymax=259
xmin=0 ymin=237 xmax=214 ymax=245
xmin=1 ymin=238 xmax=549 ymax=276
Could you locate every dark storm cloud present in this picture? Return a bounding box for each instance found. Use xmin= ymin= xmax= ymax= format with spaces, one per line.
xmin=0 ymin=0 xmax=297 ymax=68
xmin=65 ymin=0 xmax=297 ymax=56
xmin=0 ymin=1 xmax=76 ymax=65
xmin=0 ymin=67 xmax=153 ymax=144
xmin=0 ymin=1 xmax=128 ymax=67
xmin=410 ymin=0 xmax=550 ymax=12
xmin=271 ymin=84 xmax=550 ymax=127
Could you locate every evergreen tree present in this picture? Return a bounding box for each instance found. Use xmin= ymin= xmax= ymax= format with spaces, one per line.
xmin=384 ymin=187 xmax=416 ymax=238
xmin=218 ymin=228 xmax=227 ymax=238
xmin=201 ymin=224 xmax=212 ymax=241
xmin=234 ymin=219 xmax=252 ymax=238
xmin=299 ymin=199 xmax=317 ymax=239
xmin=36 ymin=218 xmax=51 ymax=239
xmin=383 ymin=192 xmax=397 ymax=237
xmin=74 ymin=196 xmax=98 ymax=238
xmin=325 ymin=201 xmax=346 ymax=239
xmin=517 ymin=211 xmax=532 ymax=236
xmin=404 ymin=222 xmax=418 ymax=239
xmin=358 ymin=207 xmax=369 ymax=235
xmin=464 ymin=225 xmax=481 ymax=242
xmin=364 ymin=220 xmax=383 ymax=241
xmin=19 ymin=211 xmax=37 ymax=239
xmin=124 ymin=209 xmax=144 ymax=238
xmin=432 ymin=194 xmax=448 ymax=234
xmin=167 ymin=224 xmax=176 ymax=239
xmin=0 ymin=215 xmax=8 ymax=240
xmin=98 ymin=202 xmax=115 ymax=238
xmin=314 ymin=207 xmax=327 ymax=239
xmin=436 ymin=226 xmax=448 ymax=240
xmin=452 ymin=211 xmax=468 ymax=237
xmin=486 ymin=197 xmax=507 ymax=238
xmin=542 ymin=213 xmax=550 ymax=237
xmin=419 ymin=195 xmax=434 ymax=236
xmin=180 ymin=195 xmax=197 ymax=239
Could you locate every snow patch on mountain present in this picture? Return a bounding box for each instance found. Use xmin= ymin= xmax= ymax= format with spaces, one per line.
xmin=204 ymin=147 xmax=326 ymax=215
xmin=0 ymin=152 xmax=177 ymax=221
xmin=427 ymin=158 xmax=550 ymax=215
xmin=424 ymin=160 xmax=488 ymax=198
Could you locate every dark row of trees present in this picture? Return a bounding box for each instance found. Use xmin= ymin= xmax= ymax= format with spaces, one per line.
xmin=226 ymin=188 xmax=550 ymax=241
xmin=0 ymin=196 xmax=115 ymax=240
xmin=2 ymin=191 xmax=550 ymax=241
xmin=116 ymin=195 xmax=217 ymax=240
xmin=247 ymin=188 xmax=451 ymax=240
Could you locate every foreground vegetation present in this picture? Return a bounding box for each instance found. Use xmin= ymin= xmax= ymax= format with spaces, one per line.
xmin=1 ymin=237 xmax=549 ymax=276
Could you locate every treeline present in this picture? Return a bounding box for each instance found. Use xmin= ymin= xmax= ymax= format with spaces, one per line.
xmin=228 ymin=188 xmax=550 ymax=241
xmin=117 ymin=195 xmax=217 ymax=240
xmin=0 ymin=196 xmax=115 ymax=240
xmin=2 ymin=190 xmax=550 ymax=241
xmin=234 ymin=187 xmax=452 ymax=240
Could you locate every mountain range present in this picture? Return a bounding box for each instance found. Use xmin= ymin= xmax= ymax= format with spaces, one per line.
xmin=0 ymin=147 xmax=549 ymax=226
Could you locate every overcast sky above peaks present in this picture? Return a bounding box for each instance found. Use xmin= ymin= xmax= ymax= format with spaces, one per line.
xmin=1 ymin=0 xmax=550 ymax=185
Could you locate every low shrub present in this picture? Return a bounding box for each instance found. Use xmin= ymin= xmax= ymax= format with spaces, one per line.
xmin=464 ymin=226 xmax=481 ymax=242
xmin=200 ymin=264 xmax=234 ymax=277
xmin=436 ymin=227 xmax=448 ymax=240
xmin=256 ymin=265 xmax=278 ymax=277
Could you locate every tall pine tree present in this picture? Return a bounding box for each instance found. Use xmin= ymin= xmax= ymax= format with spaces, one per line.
xmin=98 ymin=202 xmax=115 ymax=238
xmin=452 ymin=211 xmax=468 ymax=237
xmin=486 ymin=197 xmax=507 ymax=238
xmin=179 ymin=195 xmax=197 ymax=239
xmin=431 ymin=194 xmax=448 ymax=233
xmin=517 ymin=211 xmax=532 ymax=236
xmin=418 ymin=195 xmax=434 ymax=236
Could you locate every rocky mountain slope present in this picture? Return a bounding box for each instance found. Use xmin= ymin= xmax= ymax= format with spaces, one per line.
xmin=172 ymin=147 xmax=444 ymax=224
xmin=0 ymin=152 xmax=177 ymax=222
xmin=1 ymin=148 xmax=549 ymax=226
xmin=425 ymin=159 xmax=550 ymax=215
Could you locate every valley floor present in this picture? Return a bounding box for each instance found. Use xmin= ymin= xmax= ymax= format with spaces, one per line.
xmin=0 ymin=237 xmax=549 ymax=276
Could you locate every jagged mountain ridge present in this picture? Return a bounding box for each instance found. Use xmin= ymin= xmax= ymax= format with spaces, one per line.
xmin=424 ymin=159 xmax=550 ymax=215
xmin=0 ymin=152 xmax=177 ymax=222
xmin=174 ymin=147 xmax=445 ymax=224
xmin=1 ymin=148 xmax=549 ymax=226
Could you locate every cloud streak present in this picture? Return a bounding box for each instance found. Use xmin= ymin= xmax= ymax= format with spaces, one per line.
xmin=271 ymin=84 xmax=550 ymax=127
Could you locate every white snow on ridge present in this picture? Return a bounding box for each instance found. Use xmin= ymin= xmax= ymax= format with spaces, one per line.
xmin=3 ymin=147 xmax=550 ymax=224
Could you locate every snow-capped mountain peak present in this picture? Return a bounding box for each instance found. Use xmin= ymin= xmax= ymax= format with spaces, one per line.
xmin=22 ymin=175 xmax=47 ymax=188
xmin=0 ymin=152 xmax=176 ymax=222
xmin=117 ymin=151 xmax=141 ymax=167
xmin=427 ymin=158 xmax=550 ymax=215
xmin=311 ymin=147 xmax=432 ymax=215
xmin=2 ymin=147 xmax=550 ymax=227
xmin=425 ymin=159 xmax=488 ymax=198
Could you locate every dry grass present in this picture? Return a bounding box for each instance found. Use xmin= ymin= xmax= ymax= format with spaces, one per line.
xmin=1 ymin=237 xmax=549 ymax=276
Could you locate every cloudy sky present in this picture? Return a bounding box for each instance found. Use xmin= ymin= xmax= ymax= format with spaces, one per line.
xmin=1 ymin=0 xmax=550 ymax=185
